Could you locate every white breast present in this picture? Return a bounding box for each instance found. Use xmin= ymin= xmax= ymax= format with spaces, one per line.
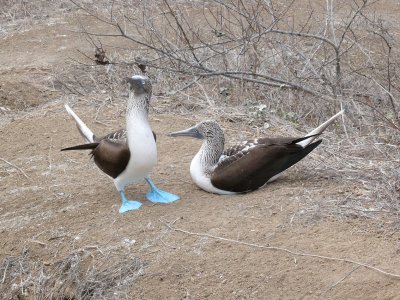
xmin=114 ymin=117 xmax=157 ymax=191
xmin=190 ymin=152 xmax=237 ymax=195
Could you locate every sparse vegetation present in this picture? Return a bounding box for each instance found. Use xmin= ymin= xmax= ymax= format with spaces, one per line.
xmin=0 ymin=0 xmax=399 ymax=299
xmin=71 ymin=0 xmax=399 ymax=138
xmin=0 ymin=247 xmax=143 ymax=299
xmin=65 ymin=0 xmax=399 ymax=219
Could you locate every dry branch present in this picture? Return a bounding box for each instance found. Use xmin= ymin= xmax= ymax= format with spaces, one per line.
xmin=164 ymin=222 xmax=400 ymax=279
xmin=0 ymin=158 xmax=30 ymax=180
xmin=69 ymin=0 xmax=400 ymax=136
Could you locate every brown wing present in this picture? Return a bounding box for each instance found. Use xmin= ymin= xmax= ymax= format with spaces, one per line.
xmin=96 ymin=129 xmax=127 ymax=142
xmin=92 ymin=129 xmax=156 ymax=178
xmin=91 ymin=139 xmax=130 ymax=179
xmin=223 ymin=137 xmax=302 ymax=157
xmin=96 ymin=129 xmax=157 ymax=143
xmin=212 ymin=139 xmax=322 ymax=193
xmin=63 ymin=128 xmax=156 ymax=179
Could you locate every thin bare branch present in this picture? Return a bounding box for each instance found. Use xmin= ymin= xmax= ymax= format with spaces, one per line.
xmin=164 ymin=223 xmax=400 ymax=279
xmin=0 ymin=158 xmax=30 ymax=180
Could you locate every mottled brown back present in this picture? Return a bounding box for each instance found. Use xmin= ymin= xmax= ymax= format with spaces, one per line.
xmin=212 ymin=137 xmax=322 ymax=192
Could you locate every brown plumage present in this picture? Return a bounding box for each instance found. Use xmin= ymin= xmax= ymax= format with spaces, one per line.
xmin=61 ymin=75 xmax=179 ymax=213
xmin=169 ymin=110 xmax=344 ymax=194
xmin=61 ymin=129 xmax=156 ymax=179
xmin=211 ymin=136 xmax=321 ymax=192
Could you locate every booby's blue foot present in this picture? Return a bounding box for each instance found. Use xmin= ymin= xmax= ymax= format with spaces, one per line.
xmin=119 ymin=191 xmax=142 ymax=213
xmin=146 ymin=189 xmax=180 ymax=204
xmin=145 ymin=177 xmax=180 ymax=204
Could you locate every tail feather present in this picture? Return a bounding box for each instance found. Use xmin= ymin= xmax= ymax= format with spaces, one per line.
xmin=296 ymin=110 xmax=344 ymax=148
xmin=291 ymin=133 xmax=321 ymax=145
xmin=61 ymin=142 xmax=99 ymax=151
xmin=65 ymin=104 xmax=95 ymax=143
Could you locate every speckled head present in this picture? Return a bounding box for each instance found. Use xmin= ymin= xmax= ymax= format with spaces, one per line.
xmin=125 ymin=75 xmax=153 ymax=115
xmin=126 ymin=75 xmax=152 ymax=96
xmin=169 ymin=120 xmax=224 ymax=141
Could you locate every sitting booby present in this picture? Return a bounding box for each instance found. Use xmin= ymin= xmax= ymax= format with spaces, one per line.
xmin=169 ymin=110 xmax=344 ymax=194
xmin=61 ymin=75 xmax=179 ymax=213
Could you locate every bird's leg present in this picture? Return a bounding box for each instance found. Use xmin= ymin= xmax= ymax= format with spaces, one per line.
xmin=119 ymin=190 xmax=142 ymax=213
xmin=145 ymin=176 xmax=180 ymax=204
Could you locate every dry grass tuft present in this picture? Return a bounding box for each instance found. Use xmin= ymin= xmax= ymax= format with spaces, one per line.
xmin=0 ymin=247 xmax=143 ymax=299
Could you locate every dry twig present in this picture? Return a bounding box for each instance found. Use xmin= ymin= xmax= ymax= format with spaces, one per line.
xmin=164 ymin=222 xmax=400 ymax=279
xmin=321 ymin=265 xmax=362 ymax=297
xmin=0 ymin=158 xmax=30 ymax=180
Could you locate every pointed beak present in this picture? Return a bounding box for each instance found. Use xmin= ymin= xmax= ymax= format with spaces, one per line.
xmin=168 ymin=126 xmax=203 ymax=139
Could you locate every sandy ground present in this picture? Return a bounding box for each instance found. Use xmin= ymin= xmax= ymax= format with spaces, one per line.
xmin=0 ymin=2 xmax=399 ymax=299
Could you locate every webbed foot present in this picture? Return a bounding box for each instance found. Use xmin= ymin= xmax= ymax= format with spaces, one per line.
xmin=145 ymin=177 xmax=180 ymax=204
xmin=119 ymin=191 xmax=142 ymax=213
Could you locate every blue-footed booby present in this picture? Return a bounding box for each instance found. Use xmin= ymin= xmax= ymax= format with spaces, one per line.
xmin=169 ymin=110 xmax=344 ymax=194
xmin=61 ymin=75 xmax=179 ymax=213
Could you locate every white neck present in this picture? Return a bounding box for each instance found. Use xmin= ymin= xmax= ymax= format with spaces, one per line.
xmin=126 ymin=93 xmax=152 ymax=152
xmin=189 ymin=137 xmax=224 ymax=189
xmin=196 ymin=139 xmax=224 ymax=174
xmin=113 ymin=89 xmax=156 ymax=191
xmin=190 ymin=141 xmax=236 ymax=195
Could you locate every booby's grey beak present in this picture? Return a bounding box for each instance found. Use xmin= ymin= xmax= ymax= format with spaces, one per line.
xmin=168 ymin=126 xmax=203 ymax=139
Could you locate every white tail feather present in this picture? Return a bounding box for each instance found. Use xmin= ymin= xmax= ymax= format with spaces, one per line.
xmin=64 ymin=104 xmax=95 ymax=143
xmin=296 ymin=110 xmax=344 ymax=148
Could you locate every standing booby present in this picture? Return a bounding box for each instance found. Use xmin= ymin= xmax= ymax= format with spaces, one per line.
xmin=169 ymin=110 xmax=344 ymax=194
xmin=61 ymin=75 xmax=179 ymax=213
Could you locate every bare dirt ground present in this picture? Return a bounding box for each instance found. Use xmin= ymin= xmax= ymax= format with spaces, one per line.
xmin=1 ymin=2 xmax=399 ymax=299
